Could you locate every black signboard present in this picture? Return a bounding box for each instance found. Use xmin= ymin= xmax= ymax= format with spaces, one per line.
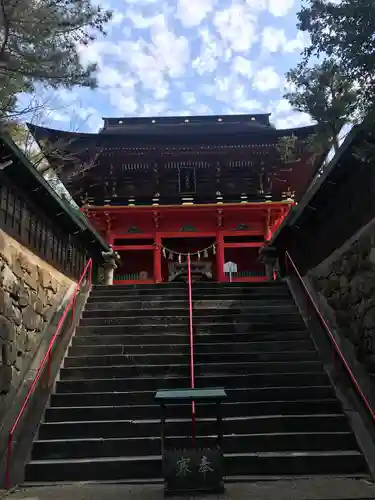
xmin=163 ymin=447 xmax=224 ymax=495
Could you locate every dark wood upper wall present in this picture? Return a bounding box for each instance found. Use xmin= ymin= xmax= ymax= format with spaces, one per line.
xmin=28 ymin=121 xmax=322 ymax=206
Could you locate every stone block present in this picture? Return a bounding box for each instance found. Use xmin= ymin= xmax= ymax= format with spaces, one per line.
xmin=3 ymin=341 xmax=16 ymax=366
xmin=0 ymin=288 xmax=13 ymax=318
xmin=12 ymin=254 xmax=24 ymax=280
xmin=14 ymin=353 xmax=23 ymax=371
xmin=0 ymin=365 xmax=12 ymax=393
xmin=0 ymin=231 xmax=13 ymax=265
xmin=369 ymin=248 xmax=375 ymax=266
xmin=16 ymin=329 xmax=27 ymax=354
xmin=0 ymin=265 xmax=16 ymax=292
xmin=31 ymin=294 xmax=44 ymax=315
xmin=23 ymin=268 xmax=38 ymax=291
xmin=11 ymin=305 xmax=22 ymax=326
xmin=22 ymin=305 xmax=42 ymax=331
xmin=0 ymin=315 xmax=15 ymax=342
xmin=365 ymin=307 xmax=375 ymax=328
xmin=358 ymin=234 xmax=372 ymax=258
xmin=46 ymin=289 xmax=54 ymax=305
xmin=18 ymin=252 xmax=32 ymax=273
xmin=25 ymin=331 xmax=38 ymax=352
xmin=10 ymin=282 xmax=30 ymax=308
xmin=37 ymin=286 xmax=48 ymax=307
xmin=38 ymin=267 xmax=52 ymax=289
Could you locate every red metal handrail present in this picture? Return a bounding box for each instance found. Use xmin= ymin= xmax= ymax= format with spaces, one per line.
xmin=4 ymin=259 xmax=93 ymax=489
xmin=285 ymin=251 xmax=375 ymax=422
xmin=187 ymin=253 xmax=196 ymax=442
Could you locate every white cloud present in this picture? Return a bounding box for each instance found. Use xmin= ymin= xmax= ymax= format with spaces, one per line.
xmin=261 ymin=27 xmax=308 ymax=53
xmin=140 ymin=101 xmax=168 ymax=116
xmin=268 ymin=0 xmax=294 ymax=17
xmin=284 ymin=31 xmax=309 ymax=52
xmin=214 ymin=3 xmax=258 ymax=52
xmin=274 ymin=99 xmax=293 ymax=115
xmin=275 ymin=112 xmax=313 ymax=129
xmin=182 ymin=92 xmax=197 ymax=107
xmin=192 ymin=27 xmax=230 ymax=75
xmin=97 ymin=66 xmax=124 ymax=87
xmin=232 ymin=56 xmax=253 ymax=78
xmin=176 ymin=0 xmax=216 ymax=27
xmin=74 ymin=106 xmax=103 ymax=131
xmin=261 ymin=27 xmax=287 ymax=53
xmin=149 ymin=16 xmax=190 ymax=78
xmin=127 ymin=10 xmax=161 ymax=30
xmin=253 ymin=67 xmax=281 ymax=91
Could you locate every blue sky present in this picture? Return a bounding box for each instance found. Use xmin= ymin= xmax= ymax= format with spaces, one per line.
xmin=34 ymin=0 xmax=314 ymax=133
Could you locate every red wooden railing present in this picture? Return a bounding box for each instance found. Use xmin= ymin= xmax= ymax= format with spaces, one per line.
xmin=285 ymin=251 xmax=375 ymax=422
xmin=187 ymin=253 xmax=196 ymax=442
xmin=4 ymin=259 xmax=93 ymax=489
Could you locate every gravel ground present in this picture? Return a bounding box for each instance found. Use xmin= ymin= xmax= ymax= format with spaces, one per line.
xmin=3 ymin=478 xmax=375 ymax=500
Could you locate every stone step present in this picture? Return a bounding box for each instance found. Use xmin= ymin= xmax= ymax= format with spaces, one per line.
xmin=59 ymin=361 xmax=325 ymax=381
xmin=44 ymin=399 xmax=343 ymax=423
xmin=69 ymin=339 xmax=315 ymax=356
xmin=55 ymin=371 xmax=331 ymax=393
xmin=88 ymin=292 xmax=292 ymax=302
xmin=85 ymin=298 xmax=294 ymax=310
xmin=72 ymin=330 xmax=311 ymax=347
xmin=25 ymin=450 xmax=366 ymax=482
xmin=75 ymin=321 xmax=307 ymax=336
xmin=64 ymin=350 xmax=320 ymax=368
xmin=32 ymin=430 xmax=355 ymax=460
xmin=79 ymin=313 xmax=305 ymax=327
xmin=50 ymin=386 xmax=336 ymax=408
xmin=81 ymin=306 xmax=299 ymax=319
xmin=37 ymin=414 xmax=351 ymax=440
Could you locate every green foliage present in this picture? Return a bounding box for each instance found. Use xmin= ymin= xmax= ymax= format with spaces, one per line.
xmin=0 ymin=0 xmax=112 ymax=117
xmin=284 ymin=60 xmax=358 ymax=151
xmin=296 ymin=0 xmax=375 ymax=116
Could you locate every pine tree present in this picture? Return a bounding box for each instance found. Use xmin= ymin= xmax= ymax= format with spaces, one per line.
xmin=0 ymin=0 xmax=112 ymax=117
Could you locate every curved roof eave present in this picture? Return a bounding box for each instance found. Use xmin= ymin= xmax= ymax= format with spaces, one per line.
xmin=27 ymin=122 xmax=320 ymax=141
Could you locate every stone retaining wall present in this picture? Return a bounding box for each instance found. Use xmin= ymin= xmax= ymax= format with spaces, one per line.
xmin=309 ymin=216 xmax=375 ymax=364
xmin=0 ymin=228 xmax=73 ymax=406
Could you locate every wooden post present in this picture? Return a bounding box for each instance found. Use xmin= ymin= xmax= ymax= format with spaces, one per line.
xmin=154 ymin=233 xmax=162 ymax=283
xmin=216 ymin=232 xmax=224 ymax=282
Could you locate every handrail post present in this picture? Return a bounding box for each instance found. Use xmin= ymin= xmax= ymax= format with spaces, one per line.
xmin=187 ymin=253 xmax=196 ymax=444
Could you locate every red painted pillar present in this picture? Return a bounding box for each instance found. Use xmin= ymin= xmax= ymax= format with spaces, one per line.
xmin=216 ymin=232 xmax=225 ymax=282
xmin=154 ymin=233 xmax=162 ymax=283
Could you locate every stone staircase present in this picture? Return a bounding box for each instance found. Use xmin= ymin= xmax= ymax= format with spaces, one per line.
xmin=25 ymin=282 xmax=368 ymax=482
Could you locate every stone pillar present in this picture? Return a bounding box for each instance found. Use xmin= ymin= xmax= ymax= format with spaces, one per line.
xmin=259 ymin=245 xmax=279 ymax=281
xmin=103 ymin=260 xmax=117 ymax=285
xmin=101 ymin=247 xmax=120 ymax=286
